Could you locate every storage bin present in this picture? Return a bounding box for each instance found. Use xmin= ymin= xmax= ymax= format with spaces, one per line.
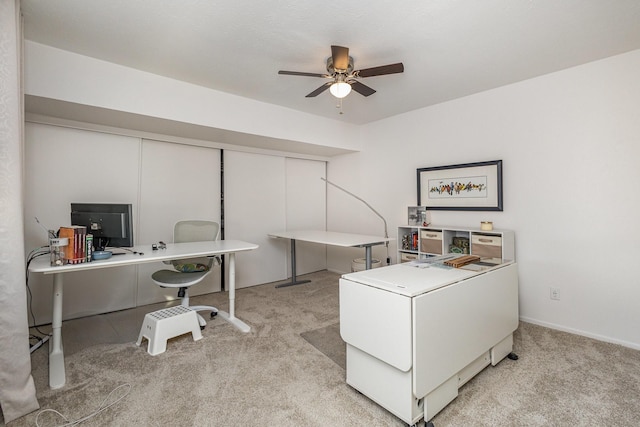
xmin=471 ymin=234 xmax=502 ymax=259
xmin=420 ymin=230 xmax=443 ymax=254
xmin=400 ymin=252 xmax=419 ymax=263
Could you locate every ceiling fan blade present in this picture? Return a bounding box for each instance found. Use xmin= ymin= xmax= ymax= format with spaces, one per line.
xmin=279 ymin=70 xmax=329 ymax=78
xmin=350 ymin=80 xmax=376 ymax=97
xmin=331 ymin=45 xmax=350 ymax=71
xmin=355 ymin=62 xmax=404 ymax=78
xmin=306 ymin=82 xmax=332 ymax=97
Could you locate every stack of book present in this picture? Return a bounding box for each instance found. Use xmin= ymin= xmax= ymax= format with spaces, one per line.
xmin=58 ymin=226 xmax=91 ymax=264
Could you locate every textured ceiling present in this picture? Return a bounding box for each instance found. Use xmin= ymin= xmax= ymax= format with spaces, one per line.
xmin=21 ymin=0 xmax=640 ymax=125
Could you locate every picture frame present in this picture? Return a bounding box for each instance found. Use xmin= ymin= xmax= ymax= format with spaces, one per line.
xmin=417 ymin=160 xmax=503 ymax=211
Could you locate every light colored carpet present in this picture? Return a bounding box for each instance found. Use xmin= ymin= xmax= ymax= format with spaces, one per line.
xmin=6 ymin=270 xmax=640 ymax=426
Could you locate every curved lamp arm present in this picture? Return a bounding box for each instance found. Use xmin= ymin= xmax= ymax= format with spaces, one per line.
xmin=321 ymin=177 xmax=390 ymax=263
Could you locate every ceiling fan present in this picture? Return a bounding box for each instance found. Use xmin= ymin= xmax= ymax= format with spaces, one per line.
xmin=278 ymin=45 xmax=404 ymax=99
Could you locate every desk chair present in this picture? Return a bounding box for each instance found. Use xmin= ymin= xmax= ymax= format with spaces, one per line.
xmin=151 ymin=220 xmax=220 ymax=329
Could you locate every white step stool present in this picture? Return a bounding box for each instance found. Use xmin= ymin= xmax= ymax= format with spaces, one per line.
xmin=136 ymin=305 xmax=202 ymax=355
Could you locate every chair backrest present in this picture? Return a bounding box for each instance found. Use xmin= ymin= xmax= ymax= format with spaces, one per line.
xmin=171 ymin=220 xmax=220 ymax=272
xmin=174 ymin=220 xmax=220 ymax=243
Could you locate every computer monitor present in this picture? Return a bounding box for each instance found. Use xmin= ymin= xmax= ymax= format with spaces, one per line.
xmin=70 ymin=203 xmax=134 ymax=250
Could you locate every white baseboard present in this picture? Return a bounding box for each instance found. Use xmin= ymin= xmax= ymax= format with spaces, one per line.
xmin=519 ymin=316 xmax=640 ymax=351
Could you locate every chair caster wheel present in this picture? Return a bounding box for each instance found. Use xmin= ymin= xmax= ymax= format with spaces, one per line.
xmin=211 ymin=312 xmax=218 ymax=318
xmin=200 ymin=325 xmax=205 ymax=331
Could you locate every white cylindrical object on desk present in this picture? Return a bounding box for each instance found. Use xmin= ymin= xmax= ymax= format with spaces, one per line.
xmin=480 ymin=221 xmax=493 ymax=231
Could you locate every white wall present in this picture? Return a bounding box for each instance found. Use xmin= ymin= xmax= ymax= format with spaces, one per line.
xmin=328 ymin=49 xmax=640 ymax=349
xmin=24 ymin=124 xmax=141 ymax=320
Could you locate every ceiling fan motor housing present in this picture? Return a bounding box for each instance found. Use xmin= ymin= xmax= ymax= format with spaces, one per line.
xmin=327 ymin=56 xmax=354 ymax=75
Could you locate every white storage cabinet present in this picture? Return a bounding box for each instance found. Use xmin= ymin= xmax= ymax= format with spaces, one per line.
xmin=398 ymin=225 xmax=514 ymax=263
xmin=340 ymin=261 xmax=519 ymax=425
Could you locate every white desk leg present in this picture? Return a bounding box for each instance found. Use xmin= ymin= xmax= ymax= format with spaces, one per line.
xmin=216 ymin=252 xmax=250 ymax=333
xmin=49 ymin=273 xmax=66 ymax=389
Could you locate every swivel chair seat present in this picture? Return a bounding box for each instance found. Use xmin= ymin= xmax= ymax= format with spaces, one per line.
xmin=151 ymin=220 xmax=221 ymax=329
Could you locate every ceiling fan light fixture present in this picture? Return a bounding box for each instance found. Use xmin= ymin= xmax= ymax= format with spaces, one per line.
xmin=329 ymin=81 xmax=352 ymax=98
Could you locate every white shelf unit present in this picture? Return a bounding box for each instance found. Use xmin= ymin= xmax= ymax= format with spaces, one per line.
xmin=397 ymin=225 xmax=515 ymax=263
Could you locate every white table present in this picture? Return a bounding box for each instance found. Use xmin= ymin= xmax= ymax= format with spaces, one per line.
xmin=268 ymin=230 xmax=393 ymax=287
xmin=28 ymin=239 xmax=258 ymax=389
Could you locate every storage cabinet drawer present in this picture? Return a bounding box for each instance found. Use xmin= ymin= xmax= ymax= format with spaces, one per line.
xmin=471 ymin=234 xmax=502 ymax=259
xmin=400 ymin=252 xmax=419 ymax=263
xmin=420 ymin=230 xmax=443 ymax=254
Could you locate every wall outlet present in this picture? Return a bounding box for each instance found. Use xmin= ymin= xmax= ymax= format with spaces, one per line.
xmin=550 ymin=287 xmax=560 ymax=300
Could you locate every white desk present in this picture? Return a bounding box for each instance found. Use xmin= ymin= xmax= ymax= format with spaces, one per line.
xmin=28 ymin=239 xmax=258 ymax=389
xmin=268 ymin=230 xmax=393 ymax=287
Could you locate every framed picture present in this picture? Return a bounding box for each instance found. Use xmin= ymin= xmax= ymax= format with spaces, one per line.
xmin=417 ymin=160 xmax=503 ymax=211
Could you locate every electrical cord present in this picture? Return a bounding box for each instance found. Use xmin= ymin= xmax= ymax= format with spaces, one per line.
xmin=25 ymin=243 xmax=143 ymax=344
xmin=35 ymin=383 xmax=131 ymax=427
xmin=26 ymin=247 xmax=52 ymax=338
xmin=108 ymin=247 xmax=144 ymax=256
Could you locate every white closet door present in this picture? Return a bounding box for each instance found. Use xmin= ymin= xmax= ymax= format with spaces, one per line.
xmin=24 ymin=123 xmax=140 ymax=322
xmin=224 ymin=151 xmax=286 ymax=287
xmin=285 ymin=158 xmax=327 ymax=274
xmin=136 ymin=139 xmax=221 ymax=306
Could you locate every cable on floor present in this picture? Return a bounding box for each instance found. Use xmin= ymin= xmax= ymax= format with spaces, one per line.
xmin=34 ymin=383 xmax=131 ymax=427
